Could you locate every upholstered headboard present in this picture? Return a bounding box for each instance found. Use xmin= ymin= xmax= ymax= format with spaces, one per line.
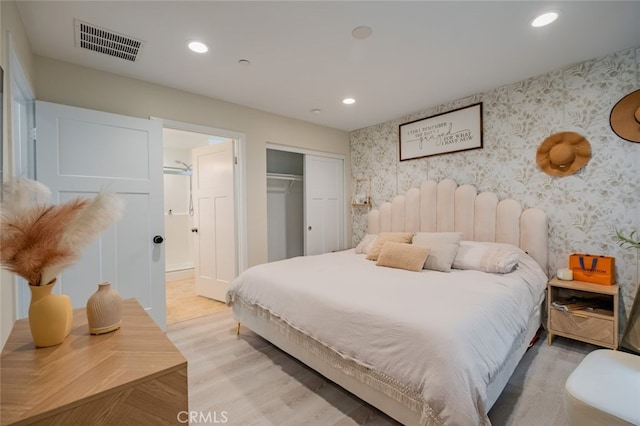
xmin=367 ymin=179 xmax=549 ymax=274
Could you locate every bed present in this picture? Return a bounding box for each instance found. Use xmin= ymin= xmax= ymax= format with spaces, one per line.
xmin=226 ymin=179 xmax=548 ymax=425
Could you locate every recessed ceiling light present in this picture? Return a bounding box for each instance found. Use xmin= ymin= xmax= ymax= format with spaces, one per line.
xmin=187 ymin=40 xmax=208 ymax=53
xmin=238 ymin=59 xmax=251 ymax=66
xmin=352 ymin=26 xmax=373 ymax=40
xmin=531 ymin=11 xmax=560 ymax=28
xmin=342 ymin=98 xmax=356 ymax=105
xmin=311 ymin=108 xmax=322 ymax=114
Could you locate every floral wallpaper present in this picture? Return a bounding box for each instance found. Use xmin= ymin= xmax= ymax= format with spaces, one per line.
xmin=350 ymin=47 xmax=640 ymax=321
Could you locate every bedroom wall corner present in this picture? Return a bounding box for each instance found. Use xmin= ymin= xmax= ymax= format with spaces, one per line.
xmin=350 ymin=46 xmax=640 ymax=321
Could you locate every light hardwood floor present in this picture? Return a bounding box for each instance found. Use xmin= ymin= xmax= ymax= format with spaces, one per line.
xmin=166 ymin=278 xmax=228 ymax=324
xmin=167 ymin=308 xmax=599 ymax=426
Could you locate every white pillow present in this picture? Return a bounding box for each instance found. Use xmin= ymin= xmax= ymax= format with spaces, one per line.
xmin=355 ymin=234 xmax=377 ymax=255
xmin=412 ymin=232 xmax=462 ymax=272
xmin=452 ymin=241 xmax=521 ymax=273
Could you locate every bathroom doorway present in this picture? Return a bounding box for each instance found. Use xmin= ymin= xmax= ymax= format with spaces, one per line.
xmin=163 ymin=127 xmax=241 ymax=323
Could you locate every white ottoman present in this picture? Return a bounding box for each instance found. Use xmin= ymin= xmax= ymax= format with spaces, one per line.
xmin=565 ymin=349 xmax=640 ymax=425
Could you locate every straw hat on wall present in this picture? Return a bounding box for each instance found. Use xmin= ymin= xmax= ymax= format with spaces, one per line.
xmin=610 ymin=89 xmax=640 ymax=143
xmin=536 ymin=131 xmax=591 ymax=177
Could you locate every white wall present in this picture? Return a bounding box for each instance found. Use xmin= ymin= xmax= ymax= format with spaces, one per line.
xmin=163 ymin=147 xmax=195 ymax=275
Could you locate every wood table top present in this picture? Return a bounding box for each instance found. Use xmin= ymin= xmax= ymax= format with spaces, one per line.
xmin=1 ymin=298 xmax=187 ymax=425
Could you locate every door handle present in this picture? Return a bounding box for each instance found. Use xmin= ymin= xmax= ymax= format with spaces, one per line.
xmin=153 ymin=235 xmax=164 ymax=244
xmin=191 ymin=228 xmax=199 ymax=233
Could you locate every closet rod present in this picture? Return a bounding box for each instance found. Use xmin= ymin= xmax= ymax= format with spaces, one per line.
xmin=267 ymin=173 xmax=303 ymax=181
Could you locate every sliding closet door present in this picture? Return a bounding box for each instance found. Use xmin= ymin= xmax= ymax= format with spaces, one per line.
xmin=304 ymin=155 xmax=345 ymax=255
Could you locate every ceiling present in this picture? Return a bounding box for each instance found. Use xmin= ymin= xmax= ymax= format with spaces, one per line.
xmin=16 ymin=1 xmax=640 ymax=132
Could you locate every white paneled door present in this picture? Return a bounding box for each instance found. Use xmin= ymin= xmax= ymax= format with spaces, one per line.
xmin=30 ymin=101 xmax=166 ymax=328
xmin=304 ymin=155 xmax=344 ymax=255
xmin=192 ymin=142 xmax=236 ymax=302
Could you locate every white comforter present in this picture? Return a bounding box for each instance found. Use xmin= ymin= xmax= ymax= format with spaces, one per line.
xmin=226 ymin=249 xmax=547 ymax=425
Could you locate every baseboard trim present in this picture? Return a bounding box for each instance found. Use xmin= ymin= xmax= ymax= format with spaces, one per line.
xmin=166 ymin=269 xmax=195 ymax=282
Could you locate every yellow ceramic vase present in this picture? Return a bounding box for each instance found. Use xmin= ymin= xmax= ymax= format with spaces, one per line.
xmin=28 ymin=280 xmax=73 ymax=348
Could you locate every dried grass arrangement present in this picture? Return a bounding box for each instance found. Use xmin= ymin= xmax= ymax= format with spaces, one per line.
xmin=0 ymin=179 xmax=124 ymax=286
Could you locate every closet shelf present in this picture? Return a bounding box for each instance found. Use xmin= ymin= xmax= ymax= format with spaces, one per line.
xmin=267 ymin=173 xmax=303 ymax=192
xmin=267 ymin=173 xmax=303 ymax=181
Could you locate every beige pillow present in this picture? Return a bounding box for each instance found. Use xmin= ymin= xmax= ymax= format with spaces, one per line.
xmin=355 ymin=234 xmax=378 ymax=254
xmin=376 ymin=242 xmax=431 ymax=272
xmin=366 ymin=232 xmax=414 ymax=261
xmin=412 ymin=232 xmax=462 ymax=272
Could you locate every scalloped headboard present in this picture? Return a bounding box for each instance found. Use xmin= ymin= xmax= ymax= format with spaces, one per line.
xmin=367 ymin=179 xmax=548 ymax=273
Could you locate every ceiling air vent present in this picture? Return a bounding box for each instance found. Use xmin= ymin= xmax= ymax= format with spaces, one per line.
xmin=74 ymin=19 xmax=142 ymax=62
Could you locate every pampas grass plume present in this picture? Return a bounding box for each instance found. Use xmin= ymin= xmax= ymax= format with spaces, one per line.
xmin=59 ymin=191 xmax=124 ymax=249
xmin=1 ymin=201 xmax=88 ymax=285
xmin=1 ymin=179 xmax=50 ymax=218
xmin=0 ymin=179 xmax=124 ymax=286
xmin=41 ymin=191 xmax=125 ymax=284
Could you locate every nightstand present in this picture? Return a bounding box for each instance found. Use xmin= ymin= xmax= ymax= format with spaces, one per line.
xmin=547 ymin=277 xmax=619 ymax=349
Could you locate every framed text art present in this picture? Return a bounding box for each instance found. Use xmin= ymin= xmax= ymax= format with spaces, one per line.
xmin=399 ymin=102 xmax=483 ymax=161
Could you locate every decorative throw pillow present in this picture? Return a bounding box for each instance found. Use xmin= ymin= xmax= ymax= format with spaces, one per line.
xmin=376 ymin=242 xmax=430 ymax=272
xmin=366 ymin=232 xmax=414 ymax=261
xmin=452 ymin=241 xmax=521 ymax=273
xmin=355 ymin=234 xmax=378 ymax=255
xmin=412 ymin=232 xmax=463 ymax=272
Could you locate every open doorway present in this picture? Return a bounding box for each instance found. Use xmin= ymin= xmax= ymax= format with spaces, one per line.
xmin=267 ymin=149 xmax=304 ymax=262
xmin=163 ymin=127 xmax=241 ymax=324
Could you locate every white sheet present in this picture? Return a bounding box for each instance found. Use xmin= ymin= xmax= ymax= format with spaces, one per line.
xmin=226 ymin=248 xmax=547 ymax=425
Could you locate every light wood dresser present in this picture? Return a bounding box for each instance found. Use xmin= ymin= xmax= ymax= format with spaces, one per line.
xmin=1 ymin=299 xmax=188 ymax=425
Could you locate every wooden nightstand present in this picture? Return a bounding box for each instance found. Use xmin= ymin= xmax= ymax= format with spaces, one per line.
xmin=547 ymin=277 xmax=619 ymax=349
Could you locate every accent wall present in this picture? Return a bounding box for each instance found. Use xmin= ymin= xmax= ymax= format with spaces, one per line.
xmin=351 ymin=47 xmax=640 ymax=321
